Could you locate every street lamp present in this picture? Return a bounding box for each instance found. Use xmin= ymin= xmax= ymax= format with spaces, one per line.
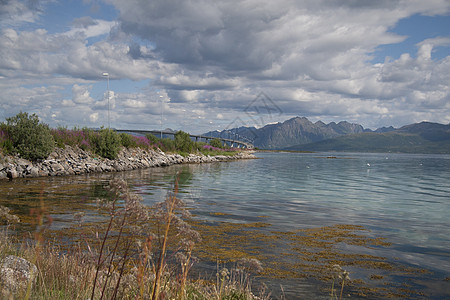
xmin=102 ymin=72 xmax=110 ymax=129
xmin=160 ymin=95 xmax=163 ymax=139
xmin=209 ymin=121 xmax=213 ymax=138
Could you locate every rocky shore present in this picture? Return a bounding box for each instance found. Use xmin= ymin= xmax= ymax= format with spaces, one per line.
xmin=0 ymin=146 xmax=255 ymax=180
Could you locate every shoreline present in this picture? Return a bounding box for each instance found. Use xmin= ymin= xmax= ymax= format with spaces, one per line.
xmin=0 ymin=145 xmax=256 ymax=180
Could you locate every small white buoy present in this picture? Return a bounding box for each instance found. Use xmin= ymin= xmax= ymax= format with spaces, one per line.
xmin=367 ymin=163 xmax=371 ymax=167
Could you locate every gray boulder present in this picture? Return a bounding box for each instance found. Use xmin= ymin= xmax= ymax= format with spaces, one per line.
xmin=0 ymin=255 xmax=38 ymax=297
xmin=6 ymin=168 xmax=18 ymax=179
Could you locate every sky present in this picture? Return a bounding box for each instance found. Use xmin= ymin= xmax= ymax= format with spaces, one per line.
xmin=1 ymin=0 xmax=450 ymax=134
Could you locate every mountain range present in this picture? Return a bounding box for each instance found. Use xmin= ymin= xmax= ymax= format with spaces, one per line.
xmin=204 ymin=117 xmax=450 ymax=154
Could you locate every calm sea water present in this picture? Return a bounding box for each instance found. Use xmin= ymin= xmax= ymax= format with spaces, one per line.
xmin=1 ymin=151 xmax=449 ymax=298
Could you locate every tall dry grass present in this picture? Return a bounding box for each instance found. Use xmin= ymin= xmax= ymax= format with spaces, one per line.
xmin=0 ymin=177 xmax=266 ymax=300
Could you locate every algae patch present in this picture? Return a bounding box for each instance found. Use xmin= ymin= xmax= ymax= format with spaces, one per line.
xmin=191 ymin=219 xmax=432 ymax=299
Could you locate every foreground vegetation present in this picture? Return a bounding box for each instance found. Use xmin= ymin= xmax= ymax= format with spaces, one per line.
xmin=0 ymin=112 xmax=240 ymax=161
xmin=0 ymin=178 xmax=267 ymax=299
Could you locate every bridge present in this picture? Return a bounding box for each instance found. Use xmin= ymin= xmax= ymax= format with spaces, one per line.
xmin=115 ymin=129 xmax=254 ymax=149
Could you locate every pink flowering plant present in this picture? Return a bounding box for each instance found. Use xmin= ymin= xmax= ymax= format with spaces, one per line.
xmin=1 ymin=112 xmax=243 ymax=160
xmin=52 ymin=127 xmax=88 ymax=148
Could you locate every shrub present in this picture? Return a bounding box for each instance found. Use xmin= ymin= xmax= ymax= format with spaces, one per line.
xmin=80 ymin=127 xmax=97 ymax=152
xmin=51 ymin=127 xmax=87 ymax=148
xmin=119 ymin=133 xmax=137 ymax=148
xmin=120 ymin=133 xmax=153 ymax=150
xmin=210 ymin=138 xmax=223 ymax=148
xmin=0 ymin=128 xmax=14 ymax=155
xmin=2 ymin=112 xmax=55 ymax=160
xmin=133 ymin=135 xmax=152 ymax=149
xmin=196 ymin=141 xmax=207 ymax=151
xmin=94 ymin=128 xmax=121 ymax=159
xmin=159 ymin=138 xmax=175 ymax=152
xmin=146 ymin=133 xmax=159 ymax=144
xmin=174 ymin=130 xmax=194 ymax=153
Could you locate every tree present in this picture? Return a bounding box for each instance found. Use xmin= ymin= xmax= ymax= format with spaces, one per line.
xmin=3 ymin=112 xmax=55 ymax=160
xmin=174 ymin=131 xmax=194 ymax=153
xmin=209 ymin=138 xmax=222 ymax=148
xmin=95 ymin=128 xmax=121 ymax=159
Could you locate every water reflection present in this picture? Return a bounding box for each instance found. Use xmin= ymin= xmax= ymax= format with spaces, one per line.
xmin=0 ymin=162 xmax=226 ymax=231
xmin=1 ymin=154 xmax=449 ymax=299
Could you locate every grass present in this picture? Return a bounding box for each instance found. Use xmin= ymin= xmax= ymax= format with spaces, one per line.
xmin=0 ymin=177 xmax=266 ymax=300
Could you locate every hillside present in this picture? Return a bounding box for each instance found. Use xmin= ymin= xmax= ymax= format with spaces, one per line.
xmin=205 ymin=116 xmax=365 ymax=149
xmin=285 ymin=122 xmax=450 ymax=154
xmin=205 ymin=118 xmax=450 ymax=153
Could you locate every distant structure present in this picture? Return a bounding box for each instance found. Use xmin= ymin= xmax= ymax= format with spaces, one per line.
xmin=115 ymin=129 xmax=254 ymax=149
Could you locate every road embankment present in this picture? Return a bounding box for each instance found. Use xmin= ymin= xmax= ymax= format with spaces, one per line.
xmin=0 ymin=146 xmax=256 ymax=180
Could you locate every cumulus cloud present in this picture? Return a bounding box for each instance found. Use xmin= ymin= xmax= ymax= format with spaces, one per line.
xmin=66 ymin=17 xmax=117 ymax=39
xmin=108 ymin=0 xmax=450 ymax=126
xmin=1 ymin=0 xmax=450 ymax=131
xmin=89 ymin=112 xmax=99 ymax=123
xmin=0 ymin=25 xmax=160 ymax=81
xmin=72 ymin=84 xmax=94 ymax=104
xmin=0 ymin=0 xmax=45 ymax=26
xmin=94 ymin=90 xmax=116 ymax=109
xmin=112 ymin=0 xmax=418 ymax=76
xmin=123 ymin=99 xmax=146 ymax=108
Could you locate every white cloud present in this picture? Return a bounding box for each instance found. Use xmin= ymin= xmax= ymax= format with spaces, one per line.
xmin=1 ymin=0 xmax=450 ymax=132
xmin=0 ymin=26 xmax=160 ymax=81
xmin=61 ymin=99 xmax=75 ymax=107
xmin=89 ymin=112 xmax=99 ymax=123
xmin=94 ymin=90 xmax=116 ymax=109
xmin=0 ymin=0 xmax=42 ymax=26
xmin=72 ymin=84 xmax=94 ymax=104
xmin=66 ymin=17 xmax=117 ymax=38
xmin=123 ymin=99 xmax=146 ymax=108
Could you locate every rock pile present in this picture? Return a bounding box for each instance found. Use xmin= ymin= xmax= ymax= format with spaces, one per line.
xmin=0 ymin=146 xmax=255 ymax=180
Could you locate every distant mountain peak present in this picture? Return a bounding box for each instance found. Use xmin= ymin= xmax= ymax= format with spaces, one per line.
xmin=202 ymin=117 xmax=449 ymax=151
xmin=204 ymin=116 xmax=366 ymax=149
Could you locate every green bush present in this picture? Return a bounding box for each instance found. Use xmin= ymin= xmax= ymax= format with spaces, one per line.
xmin=94 ymin=128 xmax=121 ymax=159
xmin=146 ymin=133 xmax=159 ymax=144
xmin=196 ymin=141 xmax=207 ymax=151
xmin=80 ymin=127 xmax=97 ymax=152
xmin=209 ymin=138 xmax=223 ymax=148
xmin=159 ymin=138 xmax=176 ymax=152
xmin=174 ymin=130 xmax=194 ymax=153
xmin=0 ymin=125 xmax=14 ymax=155
xmin=0 ymin=139 xmax=14 ymax=155
xmin=2 ymin=112 xmax=55 ymax=160
xmin=119 ymin=133 xmax=137 ymax=148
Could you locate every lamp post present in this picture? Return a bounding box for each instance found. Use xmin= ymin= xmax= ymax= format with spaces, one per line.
xmin=209 ymin=121 xmax=213 ymax=138
xmin=160 ymin=95 xmax=163 ymax=139
xmin=102 ymin=72 xmax=110 ymax=129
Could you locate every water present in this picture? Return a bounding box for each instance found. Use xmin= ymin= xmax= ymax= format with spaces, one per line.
xmin=1 ymin=152 xmax=449 ymax=298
